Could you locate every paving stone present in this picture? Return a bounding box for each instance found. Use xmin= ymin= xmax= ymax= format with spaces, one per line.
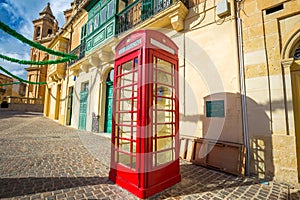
xmin=0 ymin=110 xmax=299 ymax=200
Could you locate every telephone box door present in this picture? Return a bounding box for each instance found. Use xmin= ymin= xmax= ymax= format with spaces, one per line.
xmin=147 ymin=49 xmax=180 ymax=187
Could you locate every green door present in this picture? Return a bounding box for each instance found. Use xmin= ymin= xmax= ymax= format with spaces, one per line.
xmin=66 ymin=87 xmax=74 ymax=126
xmin=79 ymin=90 xmax=88 ymax=130
xmin=104 ymin=81 xmax=113 ymax=133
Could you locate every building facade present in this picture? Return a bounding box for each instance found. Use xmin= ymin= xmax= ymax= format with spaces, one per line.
xmin=44 ymin=1 xmax=89 ymax=124
xmin=240 ymin=0 xmax=300 ymax=183
xmin=25 ymin=3 xmax=58 ymax=100
xmin=0 ymin=73 xmax=13 ymax=104
xmin=32 ymin=0 xmax=300 ymax=186
xmin=0 ymin=74 xmax=26 ymax=101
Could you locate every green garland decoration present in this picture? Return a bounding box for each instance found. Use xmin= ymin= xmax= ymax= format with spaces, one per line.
xmin=0 ymin=66 xmax=46 ymax=85
xmin=0 ymin=54 xmax=72 ymax=65
xmin=0 ymin=20 xmax=78 ymax=65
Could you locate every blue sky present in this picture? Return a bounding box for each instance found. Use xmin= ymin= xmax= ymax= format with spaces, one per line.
xmin=0 ymin=0 xmax=73 ymax=79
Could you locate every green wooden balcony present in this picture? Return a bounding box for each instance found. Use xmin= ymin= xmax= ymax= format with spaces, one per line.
xmin=116 ymin=0 xmax=189 ymax=34
xmin=83 ymin=0 xmax=116 ymax=53
xmin=68 ymin=0 xmax=189 ymax=67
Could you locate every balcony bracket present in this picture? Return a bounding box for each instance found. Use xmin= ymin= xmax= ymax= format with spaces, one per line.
xmin=169 ymin=3 xmax=189 ymax=32
xmin=71 ymin=69 xmax=79 ymax=77
xmin=80 ymin=63 xmax=89 ymax=73
xmin=88 ymin=56 xmax=100 ymax=67
xmin=98 ymin=50 xmax=114 ymax=63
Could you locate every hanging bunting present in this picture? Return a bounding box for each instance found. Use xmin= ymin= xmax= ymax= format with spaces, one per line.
xmin=0 ymin=66 xmax=46 ymax=85
xmin=0 ymin=20 xmax=77 ymax=65
xmin=0 ymin=54 xmax=72 ymax=65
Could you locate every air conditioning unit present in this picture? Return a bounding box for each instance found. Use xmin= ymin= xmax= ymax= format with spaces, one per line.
xmin=216 ymin=0 xmax=231 ymax=17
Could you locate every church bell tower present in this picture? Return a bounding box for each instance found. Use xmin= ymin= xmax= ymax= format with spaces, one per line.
xmin=25 ymin=2 xmax=58 ymax=99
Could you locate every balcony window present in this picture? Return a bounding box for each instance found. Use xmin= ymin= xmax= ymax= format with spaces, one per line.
xmin=81 ymin=24 xmax=87 ymax=40
xmin=88 ymin=20 xmax=93 ymax=34
xmin=94 ymin=13 xmax=100 ymax=30
xmin=108 ymin=1 xmax=115 ymax=18
xmin=101 ymin=7 xmax=107 ymax=23
xmin=154 ymin=0 xmax=171 ymax=12
xmin=81 ymin=82 xmax=89 ymax=92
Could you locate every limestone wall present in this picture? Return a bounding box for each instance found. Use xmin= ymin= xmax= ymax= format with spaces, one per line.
xmin=241 ymin=0 xmax=300 ymax=183
xmin=163 ymin=0 xmax=243 ymax=144
xmin=71 ymin=66 xmax=101 ymax=131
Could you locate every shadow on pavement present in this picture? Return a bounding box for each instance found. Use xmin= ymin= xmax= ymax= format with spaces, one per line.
xmin=0 ymin=176 xmax=112 ymax=198
xmin=151 ymin=163 xmax=258 ymax=199
xmin=290 ymin=190 xmax=300 ymax=200
xmin=0 ymin=110 xmax=42 ymax=119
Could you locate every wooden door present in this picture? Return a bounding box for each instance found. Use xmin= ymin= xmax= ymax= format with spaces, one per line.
xmin=66 ymin=87 xmax=74 ymax=125
xmin=292 ymin=62 xmax=300 ymax=180
xmin=54 ymin=84 xmax=61 ymax=120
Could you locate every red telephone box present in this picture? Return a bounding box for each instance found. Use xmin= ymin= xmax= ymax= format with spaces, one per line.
xmin=109 ymin=30 xmax=180 ymax=198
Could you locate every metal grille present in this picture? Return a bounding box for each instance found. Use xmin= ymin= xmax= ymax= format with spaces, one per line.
xmin=116 ymin=0 xmax=188 ymax=35
xmin=68 ymin=41 xmax=86 ymax=67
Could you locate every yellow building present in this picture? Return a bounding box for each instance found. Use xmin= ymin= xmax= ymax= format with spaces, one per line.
xmin=25 ymin=3 xmax=58 ymax=101
xmin=240 ymin=0 xmax=300 ymax=184
xmin=38 ymin=0 xmax=300 ymax=186
xmin=52 ymin=0 xmax=244 ymax=173
xmin=0 ymin=73 xmax=13 ymax=104
xmin=44 ymin=1 xmax=89 ymax=124
xmin=44 ymin=36 xmax=69 ymax=122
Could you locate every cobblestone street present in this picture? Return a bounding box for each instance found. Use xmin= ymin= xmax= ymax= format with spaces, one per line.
xmin=1 ymin=110 xmax=300 ymax=199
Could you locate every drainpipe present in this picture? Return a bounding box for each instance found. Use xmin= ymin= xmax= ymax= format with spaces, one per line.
xmin=235 ymin=0 xmax=250 ymax=176
xmin=64 ymin=24 xmax=73 ymax=125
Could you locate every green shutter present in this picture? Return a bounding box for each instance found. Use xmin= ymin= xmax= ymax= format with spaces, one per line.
xmin=104 ymin=82 xmax=113 ymax=133
xmin=79 ymin=90 xmax=88 ymax=130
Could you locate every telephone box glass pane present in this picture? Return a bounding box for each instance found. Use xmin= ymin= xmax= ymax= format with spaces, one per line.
xmin=119 ymin=125 xmax=131 ymax=138
xmin=157 ymin=150 xmax=174 ymax=165
xmin=119 ymin=152 xmax=130 ymax=167
xmin=119 ymin=139 xmax=131 ymax=152
xmin=152 ymin=56 xmax=176 ymax=167
xmin=156 ymin=137 xmax=173 ymax=150
xmin=114 ymin=57 xmax=138 ymax=170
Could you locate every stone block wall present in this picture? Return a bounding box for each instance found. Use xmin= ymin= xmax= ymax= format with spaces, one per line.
xmin=241 ymin=0 xmax=300 ymax=184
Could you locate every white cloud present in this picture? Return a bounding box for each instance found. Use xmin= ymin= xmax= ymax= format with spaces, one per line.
xmin=0 ymin=59 xmax=27 ymax=80
xmin=0 ymin=2 xmax=19 ymax=23
xmin=49 ymin=1 xmax=74 ymax=27
xmin=0 ymin=1 xmax=73 ymax=79
xmin=10 ymin=69 xmax=26 ymax=77
xmin=4 ymin=0 xmax=73 ymax=37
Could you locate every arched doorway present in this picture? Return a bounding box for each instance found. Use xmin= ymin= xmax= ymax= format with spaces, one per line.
xmin=104 ymin=69 xmax=114 ymax=133
xmin=281 ymin=27 xmax=300 ymax=181
xmin=291 ymin=44 xmax=300 ymax=181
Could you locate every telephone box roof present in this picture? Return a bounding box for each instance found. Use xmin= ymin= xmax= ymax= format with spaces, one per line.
xmin=115 ymin=30 xmax=178 ymax=59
